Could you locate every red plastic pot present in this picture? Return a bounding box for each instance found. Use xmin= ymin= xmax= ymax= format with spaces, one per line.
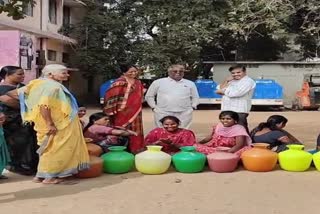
xmin=207 ymin=147 xmax=240 ymax=173
xmin=77 ymin=156 xmax=103 ymax=178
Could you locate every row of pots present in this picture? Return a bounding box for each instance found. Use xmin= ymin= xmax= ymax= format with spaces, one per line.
xmin=78 ymin=143 xmax=320 ymax=178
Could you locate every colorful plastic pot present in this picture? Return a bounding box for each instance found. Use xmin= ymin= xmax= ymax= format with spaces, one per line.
xmin=241 ymin=143 xmax=278 ymax=172
xmin=87 ymin=143 xmax=103 ymax=157
xmin=172 ymin=146 xmax=206 ymax=173
xmin=207 ymin=147 xmax=240 ymax=173
xmin=77 ymin=156 xmax=103 ymax=178
xmin=135 ymin=146 xmax=171 ymax=174
xmin=101 ymin=146 xmax=134 ymax=174
xmin=278 ymin=144 xmax=312 ymax=172
xmin=313 ymin=151 xmax=320 ymax=171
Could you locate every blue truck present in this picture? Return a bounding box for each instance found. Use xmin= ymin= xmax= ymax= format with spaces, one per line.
xmin=100 ymin=78 xmax=284 ymax=107
xmin=195 ymin=79 xmax=283 ymax=106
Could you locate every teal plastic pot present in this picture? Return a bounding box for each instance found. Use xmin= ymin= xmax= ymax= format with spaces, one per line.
xmin=172 ymin=146 xmax=206 ymax=173
xmin=101 ymin=146 xmax=134 ymax=174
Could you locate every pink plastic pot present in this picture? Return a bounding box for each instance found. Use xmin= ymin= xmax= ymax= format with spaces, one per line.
xmin=207 ymin=147 xmax=240 ymax=173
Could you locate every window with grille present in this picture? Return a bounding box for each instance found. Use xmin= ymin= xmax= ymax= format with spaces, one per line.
xmin=63 ymin=6 xmax=71 ymax=26
xmin=23 ymin=2 xmax=33 ymax=16
xmin=49 ymin=0 xmax=57 ymax=24
xmin=47 ymin=50 xmax=57 ymax=61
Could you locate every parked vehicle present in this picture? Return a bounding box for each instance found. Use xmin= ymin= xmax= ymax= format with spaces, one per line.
xmin=294 ymin=73 xmax=320 ymax=110
xmin=100 ymin=78 xmax=283 ymax=107
xmin=195 ymin=79 xmax=283 ymax=107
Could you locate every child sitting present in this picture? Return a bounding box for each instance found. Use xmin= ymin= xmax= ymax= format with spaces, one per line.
xmin=83 ymin=112 xmax=137 ymax=153
xmin=78 ymin=104 xmax=87 ymax=129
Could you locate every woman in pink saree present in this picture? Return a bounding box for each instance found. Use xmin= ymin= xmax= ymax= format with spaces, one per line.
xmin=195 ymin=111 xmax=252 ymax=156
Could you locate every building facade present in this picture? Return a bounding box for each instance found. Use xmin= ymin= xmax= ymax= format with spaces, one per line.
xmin=0 ymin=0 xmax=89 ymax=99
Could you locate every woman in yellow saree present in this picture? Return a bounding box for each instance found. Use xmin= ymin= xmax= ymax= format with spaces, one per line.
xmin=17 ymin=64 xmax=89 ymax=184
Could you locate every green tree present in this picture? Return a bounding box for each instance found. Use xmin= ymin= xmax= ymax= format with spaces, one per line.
xmin=0 ymin=0 xmax=35 ymax=20
xmin=227 ymin=0 xmax=320 ymax=58
xmin=70 ymin=0 xmax=320 ymax=78
xmin=70 ymin=0 xmax=142 ymax=79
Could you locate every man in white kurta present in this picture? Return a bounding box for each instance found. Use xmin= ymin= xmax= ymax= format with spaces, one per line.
xmin=145 ymin=65 xmax=199 ymax=128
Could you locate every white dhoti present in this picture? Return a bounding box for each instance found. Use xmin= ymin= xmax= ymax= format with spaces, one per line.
xmin=153 ymin=108 xmax=193 ymax=129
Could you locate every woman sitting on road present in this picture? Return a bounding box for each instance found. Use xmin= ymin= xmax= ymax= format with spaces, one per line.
xmin=195 ymin=111 xmax=252 ymax=156
xmin=83 ymin=112 xmax=137 ymax=153
xmin=250 ymin=115 xmax=302 ymax=153
xmin=144 ymin=116 xmax=196 ymax=154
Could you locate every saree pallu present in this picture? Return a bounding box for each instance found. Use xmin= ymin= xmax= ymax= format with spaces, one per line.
xmin=18 ymin=78 xmax=89 ymax=178
xmin=195 ymin=123 xmax=252 ymax=156
xmin=104 ymin=77 xmax=144 ymax=153
xmin=0 ymin=127 xmax=10 ymax=174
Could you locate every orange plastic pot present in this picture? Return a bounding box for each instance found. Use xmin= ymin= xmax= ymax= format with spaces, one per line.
xmin=87 ymin=143 xmax=103 ymax=157
xmin=77 ymin=156 xmax=103 ymax=178
xmin=241 ymin=143 xmax=278 ymax=172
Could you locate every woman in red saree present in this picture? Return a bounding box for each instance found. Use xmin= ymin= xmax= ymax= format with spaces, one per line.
xmin=103 ymin=64 xmax=144 ymax=153
xmin=145 ymin=116 xmax=196 ymax=154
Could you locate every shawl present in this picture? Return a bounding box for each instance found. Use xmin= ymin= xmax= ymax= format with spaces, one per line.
xmin=214 ymin=122 xmax=252 ymax=146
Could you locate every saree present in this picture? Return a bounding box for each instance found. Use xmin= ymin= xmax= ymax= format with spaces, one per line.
xmin=145 ymin=128 xmax=196 ymax=154
xmin=0 ymin=83 xmax=38 ymax=175
xmin=18 ymin=78 xmax=89 ymax=178
xmin=195 ymin=123 xmax=252 ymax=156
xmin=104 ymin=77 xmax=144 ymax=153
xmin=0 ymin=127 xmax=10 ymax=174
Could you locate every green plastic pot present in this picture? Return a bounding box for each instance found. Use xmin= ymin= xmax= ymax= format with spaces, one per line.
xmin=172 ymin=146 xmax=206 ymax=173
xmin=101 ymin=146 xmax=134 ymax=174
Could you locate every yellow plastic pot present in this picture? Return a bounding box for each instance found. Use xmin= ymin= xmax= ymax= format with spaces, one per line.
xmin=135 ymin=146 xmax=171 ymax=174
xmin=278 ymin=144 xmax=312 ymax=172
xmin=312 ymin=151 xmax=320 ymax=171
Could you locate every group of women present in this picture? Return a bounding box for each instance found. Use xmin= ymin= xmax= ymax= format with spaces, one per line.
xmin=0 ymin=63 xmax=312 ymax=185
xmin=100 ymin=64 xmax=305 ymax=157
xmin=143 ymin=112 xmax=302 ymax=156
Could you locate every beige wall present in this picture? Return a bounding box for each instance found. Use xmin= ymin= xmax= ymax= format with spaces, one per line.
xmin=0 ymin=0 xmax=90 ymax=101
xmin=43 ymin=38 xmax=67 ymax=63
xmin=213 ymin=63 xmax=320 ymax=106
xmin=46 ymin=0 xmax=63 ymax=33
xmin=0 ymin=0 xmax=84 ymax=34
xmin=0 ymin=0 xmax=41 ymax=30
